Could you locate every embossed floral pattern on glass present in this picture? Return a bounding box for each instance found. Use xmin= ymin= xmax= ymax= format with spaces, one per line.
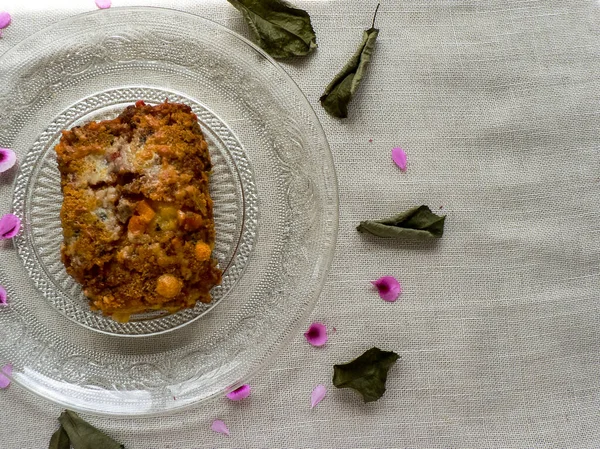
xmin=0 ymin=8 xmax=337 ymax=415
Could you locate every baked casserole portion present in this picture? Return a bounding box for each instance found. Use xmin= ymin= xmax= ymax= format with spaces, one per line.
xmin=55 ymin=101 xmax=222 ymax=322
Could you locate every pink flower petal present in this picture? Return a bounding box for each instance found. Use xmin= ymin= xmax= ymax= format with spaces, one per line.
xmin=0 ymin=148 xmax=17 ymax=173
xmin=0 ymin=214 xmax=20 ymax=239
xmin=226 ymin=384 xmax=251 ymax=401
xmin=0 ymin=285 xmax=6 ymax=305
xmin=311 ymin=384 xmax=327 ymax=408
xmin=304 ymin=322 xmax=327 ymax=347
xmin=0 ymin=12 xmax=11 ymax=29
xmin=0 ymin=364 xmax=12 ymax=389
xmin=391 ymin=147 xmax=407 ymax=172
xmin=211 ymin=419 xmax=230 ymax=436
xmin=95 ymin=0 xmax=112 ymax=9
xmin=371 ymin=276 xmax=402 ymax=302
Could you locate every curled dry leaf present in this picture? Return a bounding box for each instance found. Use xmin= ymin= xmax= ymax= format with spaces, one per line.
xmin=48 ymin=426 xmax=70 ymax=449
xmin=333 ymin=347 xmax=399 ymax=403
xmin=357 ymin=205 xmax=445 ymax=240
xmin=58 ymin=410 xmax=124 ymax=449
xmin=320 ymin=4 xmax=380 ymax=118
xmin=227 ymin=0 xmax=317 ymax=58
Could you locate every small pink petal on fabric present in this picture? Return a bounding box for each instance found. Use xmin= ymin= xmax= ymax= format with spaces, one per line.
xmin=0 ymin=364 xmax=12 ymax=389
xmin=310 ymin=384 xmax=327 ymax=409
xmin=0 ymin=148 xmax=17 ymax=173
xmin=211 ymin=420 xmax=230 ymax=436
xmin=0 ymin=12 xmax=11 ymax=29
xmin=226 ymin=384 xmax=251 ymax=401
xmin=391 ymin=147 xmax=407 ymax=172
xmin=95 ymin=0 xmax=112 ymax=9
xmin=304 ymin=322 xmax=327 ymax=347
xmin=0 ymin=285 xmax=6 ymax=305
xmin=0 ymin=214 xmax=20 ymax=240
xmin=371 ymin=276 xmax=402 ymax=302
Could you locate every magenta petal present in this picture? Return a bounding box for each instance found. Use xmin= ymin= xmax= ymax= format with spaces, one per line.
xmin=0 ymin=148 xmax=17 ymax=173
xmin=226 ymin=384 xmax=251 ymax=401
xmin=211 ymin=420 xmax=230 ymax=436
xmin=371 ymin=276 xmax=402 ymax=302
xmin=304 ymin=322 xmax=327 ymax=347
xmin=0 ymin=364 xmax=12 ymax=389
xmin=310 ymin=384 xmax=327 ymax=409
xmin=391 ymin=147 xmax=407 ymax=171
xmin=0 ymin=285 xmax=6 ymax=305
xmin=0 ymin=213 xmax=20 ymax=239
xmin=95 ymin=0 xmax=112 ymax=9
xmin=0 ymin=12 xmax=11 ymax=29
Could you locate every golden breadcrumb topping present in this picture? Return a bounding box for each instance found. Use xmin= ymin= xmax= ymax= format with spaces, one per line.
xmin=55 ymin=101 xmax=222 ymax=322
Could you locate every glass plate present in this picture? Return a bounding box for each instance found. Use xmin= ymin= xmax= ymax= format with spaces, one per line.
xmin=0 ymin=7 xmax=337 ymax=415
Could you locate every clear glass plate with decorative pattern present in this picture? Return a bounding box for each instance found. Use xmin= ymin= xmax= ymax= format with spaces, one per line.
xmin=0 ymin=7 xmax=337 ymax=415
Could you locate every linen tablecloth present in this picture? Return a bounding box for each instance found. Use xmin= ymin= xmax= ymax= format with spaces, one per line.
xmin=2 ymin=0 xmax=600 ymax=447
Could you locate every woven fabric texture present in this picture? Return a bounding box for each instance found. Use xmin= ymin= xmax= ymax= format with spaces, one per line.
xmin=1 ymin=0 xmax=600 ymax=447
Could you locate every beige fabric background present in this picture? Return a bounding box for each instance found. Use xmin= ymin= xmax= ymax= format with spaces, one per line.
xmin=2 ymin=0 xmax=600 ymax=447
